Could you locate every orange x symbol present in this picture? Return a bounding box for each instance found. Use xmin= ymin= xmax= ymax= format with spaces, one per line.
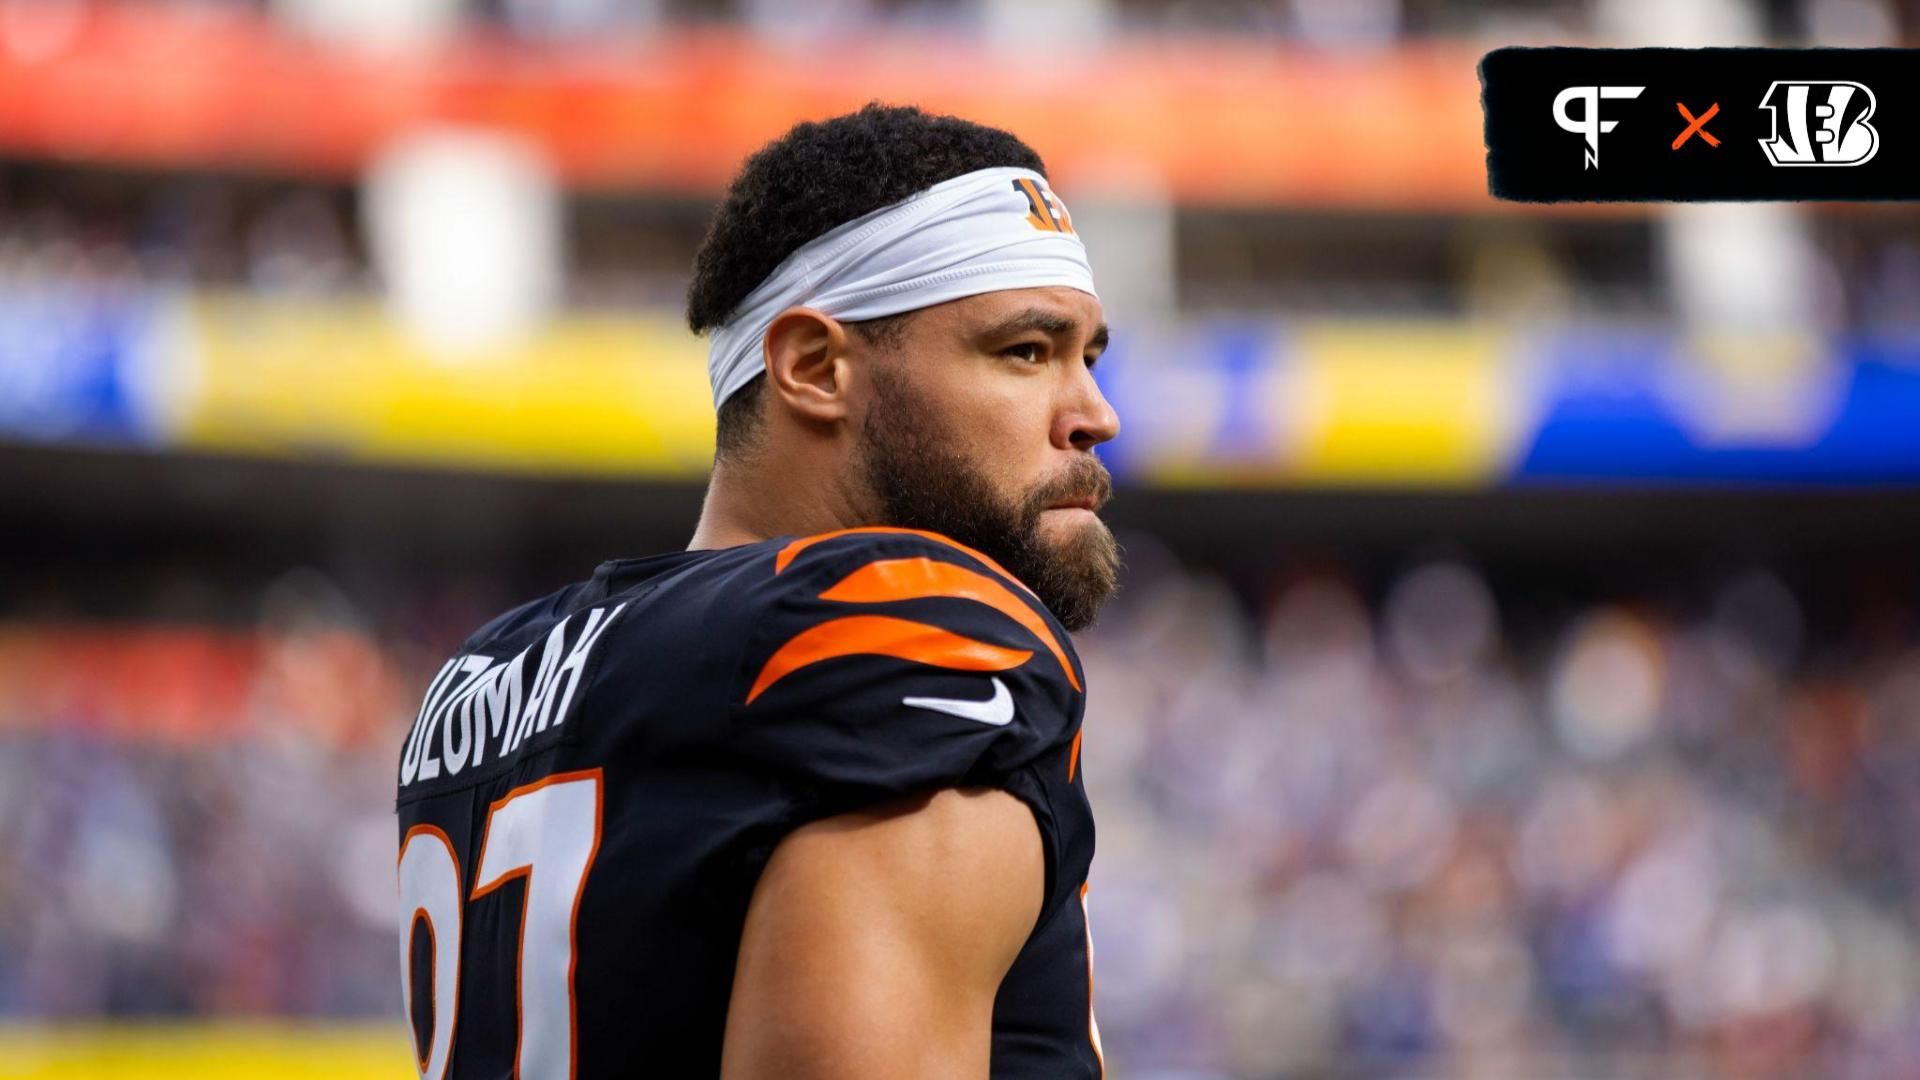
xmin=1673 ymin=102 xmax=1721 ymax=149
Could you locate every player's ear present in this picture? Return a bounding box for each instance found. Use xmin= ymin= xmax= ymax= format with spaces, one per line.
xmin=762 ymin=307 xmax=853 ymax=424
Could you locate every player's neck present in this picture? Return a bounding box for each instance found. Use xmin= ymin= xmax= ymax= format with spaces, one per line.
xmin=687 ymin=458 xmax=871 ymax=551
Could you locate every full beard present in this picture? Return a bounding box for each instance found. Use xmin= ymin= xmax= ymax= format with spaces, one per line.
xmin=856 ymin=368 xmax=1120 ymax=632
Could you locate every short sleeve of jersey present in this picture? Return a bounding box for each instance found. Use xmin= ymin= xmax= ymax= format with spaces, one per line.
xmin=723 ymin=528 xmax=1086 ymax=819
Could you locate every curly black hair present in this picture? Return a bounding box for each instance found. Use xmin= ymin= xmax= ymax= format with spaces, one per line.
xmin=688 ymin=102 xmax=1047 ymax=461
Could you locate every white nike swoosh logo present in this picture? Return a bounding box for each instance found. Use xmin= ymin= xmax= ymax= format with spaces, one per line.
xmin=903 ymin=677 xmax=1015 ymax=727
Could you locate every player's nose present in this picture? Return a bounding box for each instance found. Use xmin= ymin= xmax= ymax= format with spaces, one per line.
xmin=1056 ymin=361 xmax=1120 ymax=453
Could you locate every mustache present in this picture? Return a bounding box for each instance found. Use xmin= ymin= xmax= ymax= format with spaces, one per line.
xmin=1024 ymin=456 xmax=1114 ymax=516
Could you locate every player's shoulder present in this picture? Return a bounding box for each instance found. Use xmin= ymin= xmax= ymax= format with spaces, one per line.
xmin=732 ymin=526 xmax=1084 ymax=723
xmin=716 ymin=527 xmax=1085 ymax=807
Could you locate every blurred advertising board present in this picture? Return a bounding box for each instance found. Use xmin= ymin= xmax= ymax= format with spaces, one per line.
xmin=178 ymin=294 xmax=714 ymax=477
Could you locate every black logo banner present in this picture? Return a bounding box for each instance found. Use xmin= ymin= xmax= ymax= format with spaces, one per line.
xmin=1482 ymin=47 xmax=1919 ymax=201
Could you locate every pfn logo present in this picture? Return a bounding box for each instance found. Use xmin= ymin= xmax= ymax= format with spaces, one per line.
xmin=1553 ymin=85 xmax=1645 ymax=169
xmin=1758 ymin=81 xmax=1879 ymax=166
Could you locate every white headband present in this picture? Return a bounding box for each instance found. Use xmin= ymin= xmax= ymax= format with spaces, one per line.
xmin=706 ymin=165 xmax=1098 ymax=409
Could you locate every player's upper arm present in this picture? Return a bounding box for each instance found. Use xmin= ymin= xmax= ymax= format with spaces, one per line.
xmin=720 ymin=786 xmax=1045 ymax=1080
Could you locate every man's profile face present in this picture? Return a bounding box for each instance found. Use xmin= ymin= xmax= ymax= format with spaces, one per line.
xmin=851 ymin=286 xmax=1122 ymax=631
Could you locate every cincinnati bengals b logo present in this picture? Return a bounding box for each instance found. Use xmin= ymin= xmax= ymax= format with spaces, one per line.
xmin=1013 ymin=178 xmax=1075 ymax=234
xmin=1758 ymin=81 xmax=1879 ymax=166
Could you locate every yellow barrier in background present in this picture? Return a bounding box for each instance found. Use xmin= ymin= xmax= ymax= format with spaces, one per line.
xmin=1286 ymin=323 xmax=1522 ymax=486
xmin=1126 ymin=321 xmax=1523 ymax=489
xmin=0 ymin=1024 xmax=414 ymax=1080
xmin=181 ymin=294 xmax=717 ymax=478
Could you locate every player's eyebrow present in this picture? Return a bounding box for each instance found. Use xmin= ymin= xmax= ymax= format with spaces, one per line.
xmin=980 ymin=307 xmax=1110 ymax=354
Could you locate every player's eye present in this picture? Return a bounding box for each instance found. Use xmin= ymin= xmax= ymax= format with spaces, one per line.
xmin=1003 ymin=342 xmax=1047 ymax=364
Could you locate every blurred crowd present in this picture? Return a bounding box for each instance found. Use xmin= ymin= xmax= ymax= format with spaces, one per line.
xmin=1079 ymin=539 xmax=1920 ymax=1077
xmin=5 ymin=543 xmax=1920 ymax=1078
xmin=0 ymin=165 xmax=723 ymax=313
xmin=14 ymin=163 xmax=1920 ymax=330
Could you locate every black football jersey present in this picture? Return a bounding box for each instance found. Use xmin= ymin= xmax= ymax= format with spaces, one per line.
xmin=395 ymin=526 xmax=1102 ymax=1078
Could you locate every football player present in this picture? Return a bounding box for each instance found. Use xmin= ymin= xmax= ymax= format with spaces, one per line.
xmin=396 ymin=102 xmax=1119 ymax=1078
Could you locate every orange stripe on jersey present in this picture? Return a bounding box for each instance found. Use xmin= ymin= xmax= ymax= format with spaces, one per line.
xmin=1067 ymin=728 xmax=1083 ymax=782
xmin=746 ymin=614 xmax=1034 ymax=704
xmin=819 ymin=557 xmax=1082 ymax=693
xmin=773 ymin=526 xmax=1033 ymax=596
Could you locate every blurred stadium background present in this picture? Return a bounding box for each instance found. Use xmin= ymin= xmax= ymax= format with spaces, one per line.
xmin=6 ymin=0 xmax=1920 ymax=1077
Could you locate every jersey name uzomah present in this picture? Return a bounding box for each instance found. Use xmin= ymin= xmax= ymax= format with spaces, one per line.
xmin=398 ymin=602 xmax=626 ymax=788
